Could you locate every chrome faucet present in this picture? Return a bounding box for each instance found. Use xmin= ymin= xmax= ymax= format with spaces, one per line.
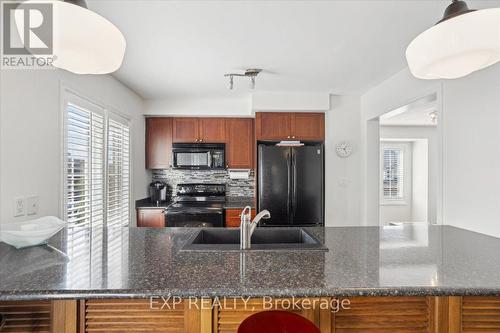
xmin=240 ymin=206 xmax=271 ymax=250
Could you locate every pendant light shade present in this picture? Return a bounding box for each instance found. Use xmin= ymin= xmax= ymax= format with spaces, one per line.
xmin=406 ymin=2 xmax=500 ymax=80
xmin=17 ymin=0 xmax=126 ymax=74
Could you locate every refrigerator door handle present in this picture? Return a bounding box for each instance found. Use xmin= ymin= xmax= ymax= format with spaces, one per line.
xmin=292 ymin=152 xmax=297 ymax=217
xmin=286 ymin=152 xmax=291 ymax=223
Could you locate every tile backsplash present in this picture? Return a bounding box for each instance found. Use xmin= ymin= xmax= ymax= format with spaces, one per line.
xmin=151 ymin=169 xmax=255 ymax=198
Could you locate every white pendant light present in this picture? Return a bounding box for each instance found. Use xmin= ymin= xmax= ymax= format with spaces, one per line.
xmin=16 ymin=0 xmax=126 ymax=74
xmin=406 ymin=0 xmax=500 ymax=80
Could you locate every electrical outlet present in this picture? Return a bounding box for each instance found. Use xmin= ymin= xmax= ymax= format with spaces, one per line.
xmin=338 ymin=178 xmax=348 ymax=188
xmin=26 ymin=196 xmax=39 ymax=215
xmin=14 ymin=197 xmax=26 ymax=217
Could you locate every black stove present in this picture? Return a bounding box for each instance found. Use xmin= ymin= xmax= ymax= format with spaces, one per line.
xmin=166 ymin=184 xmax=226 ymax=227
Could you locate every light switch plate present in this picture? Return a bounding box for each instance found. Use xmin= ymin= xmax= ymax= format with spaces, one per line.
xmin=26 ymin=196 xmax=39 ymax=215
xmin=14 ymin=197 xmax=26 ymax=217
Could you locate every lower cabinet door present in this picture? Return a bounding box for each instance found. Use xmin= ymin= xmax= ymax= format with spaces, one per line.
xmin=136 ymin=208 xmax=166 ymax=227
xmin=461 ymin=296 xmax=500 ymax=332
xmin=214 ymin=298 xmax=323 ymax=333
xmin=81 ymin=299 xmax=202 ymax=333
xmin=0 ymin=301 xmax=51 ymax=332
xmin=225 ymin=209 xmax=255 ymax=227
xmin=333 ymin=297 xmax=433 ymax=332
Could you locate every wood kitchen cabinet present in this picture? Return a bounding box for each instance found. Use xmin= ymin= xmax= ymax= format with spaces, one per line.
xmin=225 ymin=118 xmax=254 ymax=169
xmin=225 ymin=208 xmax=255 ymax=227
xmin=172 ymin=117 xmax=199 ymax=142
xmin=256 ymin=112 xmax=325 ymax=141
xmin=256 ymin=112 xmax=291 ymax=140
xmin=199 ymin=118 xmax=226 ymax=142
xmin=173 ymin=117 xmax=226 ymax=143
xmin=136 ymin=208 xmax=166 ymax=227
xmin=292 ymin=113 xmax=325 ymax=140
xmin=146 ymin=117 xmax=173 ymax=169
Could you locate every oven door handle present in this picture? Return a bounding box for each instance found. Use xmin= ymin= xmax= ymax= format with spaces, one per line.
xmin=166 ymin=210 xmax=223 ymax=215
xmin=207 ymin=151 xmax=213 ymax=168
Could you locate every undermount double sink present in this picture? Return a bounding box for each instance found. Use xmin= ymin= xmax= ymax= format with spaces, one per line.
xmin=182 ymin=228 xmax=327 ymax=251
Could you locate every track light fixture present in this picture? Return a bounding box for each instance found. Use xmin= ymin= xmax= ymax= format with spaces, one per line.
xmin=224 ymin=69 xmax=262 ymax=90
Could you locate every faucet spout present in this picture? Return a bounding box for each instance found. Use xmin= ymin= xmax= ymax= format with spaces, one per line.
xmin=249 ymin=210 xmax=271 ymax=235
xmin=240 ymin=208 xmax=271 ymax=250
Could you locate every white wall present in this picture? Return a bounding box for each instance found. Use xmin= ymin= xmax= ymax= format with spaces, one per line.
xmin=412 ymin=139 xmax=428 ymax=222
xmin=144 ymin=92 xmax=331 ymax=116
xmin=325 ymin=95 xmax=362 ymax=226
xmin=362 ymin=64 xmax=500 ymax=238
xmin=441 ymin=65 xmax=500 ymax=238
xmin=361 ymin=68 xmax=442 ymax=226
xmin=252 ymin=92 xmax=330 ymax=111
xmin=145 ymin=95 xmax=252 ymax=116
xmin=380 ymin=126 xmax=437 ymax=224
xmin=0 ymin=69 xmax=147 ymax=226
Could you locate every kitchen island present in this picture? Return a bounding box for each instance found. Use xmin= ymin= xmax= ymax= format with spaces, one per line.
xmin=1 ymin=224 xmax=500 ymax=332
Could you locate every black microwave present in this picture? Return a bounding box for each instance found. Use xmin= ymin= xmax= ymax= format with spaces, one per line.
xmin=172 ymin=143 xmax=225 ymax=169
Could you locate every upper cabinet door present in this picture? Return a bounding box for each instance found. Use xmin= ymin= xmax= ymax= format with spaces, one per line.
xmin=146 ymin=118 xmax=173 ymax=169
xmin=173 ymin=118 xmax=199 ymax=142
xmin=291 ymin=113 xmax=325 ymax=140
xmin=199 ymin=118 xmax=226 ymax=143
xmin=256 ymin=112 xmax=291 ymax=140
xmin=225 ymin=118 xmax=254 ymax=169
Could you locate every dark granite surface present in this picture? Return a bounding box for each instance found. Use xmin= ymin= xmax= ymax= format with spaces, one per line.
xmin=1 ymin=224 xmax=500 ymax=300
xmin=135 ymin=197 xmax=254 ymax=209
xmin=135 ymin=198 xmax=172 ymax=209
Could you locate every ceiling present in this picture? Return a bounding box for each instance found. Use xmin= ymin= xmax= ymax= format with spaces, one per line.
xmin=88 ymin=0 xmax=500 ymax=100
xmin=380 ymin=94 xmax=437 ymax=126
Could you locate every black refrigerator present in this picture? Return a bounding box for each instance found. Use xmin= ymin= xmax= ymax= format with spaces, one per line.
xmin=258 ymin=142 xmax=324 ymax=227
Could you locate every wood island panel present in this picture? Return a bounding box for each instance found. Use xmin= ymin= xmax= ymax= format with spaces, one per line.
xmin=0 ymin=301 xmax=51 ymax=332
xmin=3 ymin=296 xmax=500 ymax=332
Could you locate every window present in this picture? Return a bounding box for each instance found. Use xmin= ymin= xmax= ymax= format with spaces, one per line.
xmin=380 ymin=142 xmax=411 ymax=204
xmin=382 ymin=147 xmax=404 ymax=200
xmin=106 ymin=117 xmax=130 ymax=228
xmin=64 ymin=90 xmax=130 ymax=227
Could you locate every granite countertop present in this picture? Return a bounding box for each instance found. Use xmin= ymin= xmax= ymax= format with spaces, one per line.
xmin=135 ymin=198 xmax=172 ymax=209
xmin=135 ymin=197 xmax=255 ymax=209
xmin=1 ymin=224 xmax=500 ymax=301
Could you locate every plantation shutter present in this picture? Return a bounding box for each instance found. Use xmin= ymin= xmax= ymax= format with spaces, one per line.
xmin=382 ymin=147 xmax=404 ymax=199
xmin=65 ymin=94 xmax=105 ymax=227
xmin=106 ymin=115 xmax=131 ymax=227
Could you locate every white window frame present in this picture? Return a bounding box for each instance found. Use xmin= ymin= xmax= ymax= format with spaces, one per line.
xmin=62 ymin=87 xmax=131 ymax=227
xmin=380 ymin=142 xmax=412 ymax=206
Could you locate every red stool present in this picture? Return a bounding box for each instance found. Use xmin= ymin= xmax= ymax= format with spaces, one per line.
xmin=237 ymin=311 xmax=320 ymax=333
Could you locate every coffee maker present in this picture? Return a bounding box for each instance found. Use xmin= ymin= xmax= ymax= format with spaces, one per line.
xmin=149 ymin=181 xmax=168 ymax=204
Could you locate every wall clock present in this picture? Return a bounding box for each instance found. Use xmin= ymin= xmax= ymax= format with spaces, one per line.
xmin=336 ymin=141 xmax=352 ymax=158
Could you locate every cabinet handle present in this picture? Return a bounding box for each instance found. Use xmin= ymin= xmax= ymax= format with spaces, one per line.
xmin=287 ymin=136 xmax=291 ymax=139
xmin=226 ymin=164 xmax=229 ymax=168
xmin=292 ymin=136 xmax=295 ymax=139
